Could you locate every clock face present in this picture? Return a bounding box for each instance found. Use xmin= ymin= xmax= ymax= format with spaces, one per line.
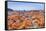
xmin=5 ymin=1 xmax=45 ymax=30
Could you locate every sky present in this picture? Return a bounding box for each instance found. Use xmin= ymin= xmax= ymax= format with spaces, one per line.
xmin=8 ymin=2 xmax=44 ymax=11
